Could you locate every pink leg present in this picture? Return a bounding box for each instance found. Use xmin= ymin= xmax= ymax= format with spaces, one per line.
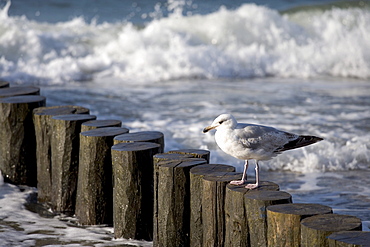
xmin=245 ymin=161 xmax=260 ymax=189
xmin=230 ymin=160 xmax=248 ymax=185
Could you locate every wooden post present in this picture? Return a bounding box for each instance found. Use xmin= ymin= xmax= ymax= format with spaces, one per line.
xmin=154 ymin=158 xmax=207 ymax=247
xmin=114 ymin=131 xmax=164 ymax=153
xmin=111 ymin=142 xmax=161 ymax=240
xmin=81 ymin=119 xmax=123 ymax=132
xmin=168 ymin=149 xmax=211 ymax=163
xmin=301 ymin=214 xmax=362 ymax=247
xmin=267 ymin=203 xmax=333 ymax=247
xmin=0 ymin=86 xmax=40 ymax=98
xmin=202 ymin=172 xmax=243 ymax=247
xmin=189 ymin=164 xmax=235 ymax=247
xmin=327 ymin=231 xmax=370 ymax=247
xmin=75 ymin=127 xmax=130 ymax=225
xmin=224 ymin=182 xmax=281 ymax=247
xmin=50 ymin=114 xmax=96 ymax=214
xmin=244 ymin=190 xmax=292 ymax=247
xmin=33 ymin=105 xmax=90 ymax=203
xmin=0 ymin=81 xmax=9 ymax=88
xmin=153 ymin=152 xmax=196 ymax=245
xmin=0 ymin=95 xmax=46 ymax=186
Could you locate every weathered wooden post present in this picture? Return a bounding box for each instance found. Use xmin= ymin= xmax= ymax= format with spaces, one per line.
xmin=154 ymin=158 xmax=207 ymax=247
xmin=327 ymin=231 xmax=370 ymax=247
xmin=0 ymin=86 xmax=40 ymax=98
xmin=50 ymin=114 xmax=96 ymax=214
xmin=0 ymin=95 xmax=46 ymax=186
xmin=33 ymin=105 xmax=90 ymax=203
xmin=75 ymin=127 xmax=129 ymax=225
xmin=267 ymin=203 xmax=333 ymax=247
xmin=111 ymin=142 xmax=161 ymax=240
xmin=0 ymin=81 xmax=9 ymax=88
xmin=201 ymin=172 xmax=243 ymax=247
xmin=153 ymin=152 xmax=195 ymax=245
xmin=244 ymin=190 xmax=292 ymax=247
xmin=301 ymin=214 xmax=362 ymax=247
xmin=224 ymin=182 xmax=281 ymax=247
xmin=81 ymin=119 xmax=122 ymax=132
xmin=189 ymin=164 xmax=235 ymax=247
xmin=114 ymin=131 xmax=165 ymax=153
xmin=168 ymin=149 xmax=211 ymax=163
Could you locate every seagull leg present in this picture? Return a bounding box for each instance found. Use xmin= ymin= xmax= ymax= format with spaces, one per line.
xmin=245 ymin=161 xmax=260 ymax=189
xmin=230 ymin=160 xmax=248 ymax=185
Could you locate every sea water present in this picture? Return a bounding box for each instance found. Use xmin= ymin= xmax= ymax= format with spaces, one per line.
xmin=0 ymin=0 xmax=369 ymax=245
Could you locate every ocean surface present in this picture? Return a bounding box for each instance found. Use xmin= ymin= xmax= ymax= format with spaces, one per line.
xmin=0 ymin=0 xmax=370 ymax=245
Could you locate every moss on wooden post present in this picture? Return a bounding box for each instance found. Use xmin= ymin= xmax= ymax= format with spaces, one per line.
xmin=154 ymin=158 xmax=207 ymax=247
xmin=33 ymin=105 xmax=90 ymax=203
xmin=81 ymin=119 xmax=122 ymax=132
xmin=267 ymin=203 xmax=333 ymax=247
xmin=244 ymin=190 xmax=291 ymax=247
xmin=0 ymin=95 xmax=46 ymax=186
xmin=111 ymin=142 xmax=161 ymax=240
xmin=301 ymin=214 xmax=362 ymax=247
xmin=114 ymin=131 xmax=164 ymax=153
xmin=189 ymin=164 xmax=235 ymax=247
xmin=50 ymin=114 xmax=96 ymax=214
xmin=75 ymin=127 xmax=130 ymax=225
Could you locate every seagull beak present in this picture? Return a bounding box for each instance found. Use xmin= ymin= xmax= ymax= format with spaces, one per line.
xmin=203 ymin=125 xmax=217 ymax=133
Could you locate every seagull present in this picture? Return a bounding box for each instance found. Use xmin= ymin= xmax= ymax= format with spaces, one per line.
xmin=203 ymin=114 xmax=323 ymax=189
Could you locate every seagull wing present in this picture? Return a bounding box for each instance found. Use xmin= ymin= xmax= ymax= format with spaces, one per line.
xmin=236 ymin=124 xmax=298 ymax=152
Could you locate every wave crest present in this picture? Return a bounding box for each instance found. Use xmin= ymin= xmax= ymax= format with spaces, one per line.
xmin=0 ymin=2 xmax=369 ymax=84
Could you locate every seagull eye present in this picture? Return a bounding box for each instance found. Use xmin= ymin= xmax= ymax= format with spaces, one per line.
xmin=219 ymin=120 xmax=224 ymax=124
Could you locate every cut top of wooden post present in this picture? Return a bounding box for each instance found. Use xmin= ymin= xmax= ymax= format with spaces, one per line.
xmin=203 ymin=172 xmax=243 ymax=183
xmin=0 ymin=81 xmax=9 ymax=88
xmin=327 ymin=231 xmax=370 ymax=246
xmin=228 ymin=181 xmax=280 ymax=193
xmin=51 ymin=114 xmax=96 ymax=122
xmin=244 ymin=190 xmax=292 ymax=204
xmin=114 ymin=131 xmax=164 ymax=152
xmin=153 ymin=153 xmax=194 ymax=163
xmin=301 ymin=214 xmax=362 ymax=232
xmin=81 ymin=127 xmax=129 ymax=137
xmin=267 ymin=203 xmax=333 ymax=217
xmin=112 ymin=141 xmax=161 ymax=152
xmin=33 ymin=105 xmax=90 ymax=116
xmin=168 ymin=149 xmax=210 ymax=163
xmin=114 ymin=131 xmax=163 ymax=142
xmin=190 ymin=164 xmax=235 ymax=175
xmin=0 ymin=95 xmax=46 ymax=104
xmin=157 ymin=158 xmax=207 ymax=169
xmin=81 ymin=119 xmax=122 ymax=131
xmin=0 ymin=86 xmax=40 ymax=98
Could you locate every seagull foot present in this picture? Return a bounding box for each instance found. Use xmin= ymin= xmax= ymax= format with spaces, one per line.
xmin=245 ymin=183 xmax=259 ymax=189
xmin=230 ymin=180 xmax=247 ymax=185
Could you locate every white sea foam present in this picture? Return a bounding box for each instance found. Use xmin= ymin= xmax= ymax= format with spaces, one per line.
xmin=0 ymin=1 xmax=369 ymax=84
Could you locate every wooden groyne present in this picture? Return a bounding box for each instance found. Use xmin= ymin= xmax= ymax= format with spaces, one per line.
xmin=0 ymin=84 xmax=369 ymax=246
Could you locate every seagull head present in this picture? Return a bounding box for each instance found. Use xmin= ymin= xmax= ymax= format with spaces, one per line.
xmin=203 ymin=114 xmax=237 ymax=133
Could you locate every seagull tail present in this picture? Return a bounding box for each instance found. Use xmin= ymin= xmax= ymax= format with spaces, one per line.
xmin=276 ymin=135 xmax=324 ymax=153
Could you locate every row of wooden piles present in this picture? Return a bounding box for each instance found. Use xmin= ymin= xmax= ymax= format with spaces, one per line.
xmin=0 ymin=81 xmax=369 ymax=246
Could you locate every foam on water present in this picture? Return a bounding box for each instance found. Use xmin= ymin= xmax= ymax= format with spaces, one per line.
xmin=1 ymin=1 xmax=369 ymax=84
xmin=0 ymin=172 xmax=152 ymax=246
